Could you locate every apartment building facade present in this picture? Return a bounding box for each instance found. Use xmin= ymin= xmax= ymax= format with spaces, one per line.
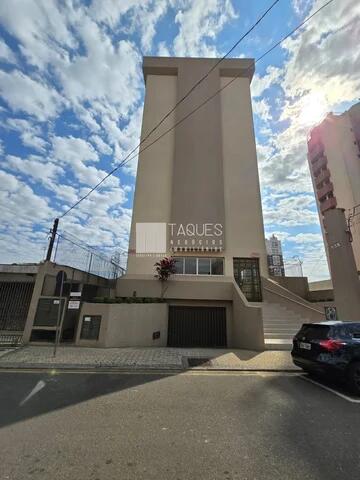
xmin=266 ymin=234 xmax=285 ymax=277
xmin=126 ymin=57 xmax=269 ymax=296
xmin=307 ymin=102 xmax=360 ymax=272
xmin=113 ymin=56 xmax=325 ymax=350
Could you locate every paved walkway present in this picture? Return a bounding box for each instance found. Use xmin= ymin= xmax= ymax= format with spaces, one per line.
xmin=0 ymin=346 xmax=298 ymax=371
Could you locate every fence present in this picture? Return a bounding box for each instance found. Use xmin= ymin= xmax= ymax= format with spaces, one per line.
xmin=52 ymin=231 xmax=127 ymax=280
xmin=283 ymin=261 xmax=303 ymax=277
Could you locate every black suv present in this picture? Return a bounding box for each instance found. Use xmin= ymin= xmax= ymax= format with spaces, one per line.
xmin=291 ymin=321 xmax=360 ymax=394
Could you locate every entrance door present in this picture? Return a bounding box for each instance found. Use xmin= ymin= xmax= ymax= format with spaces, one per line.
xmin=168 ymin=306 xmax=226 ymax=347
xmin=233 ymin=257 xmax=262 ymax=302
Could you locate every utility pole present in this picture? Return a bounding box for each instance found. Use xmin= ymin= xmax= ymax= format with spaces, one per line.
xmin=324 ymin=208 xmax=360 ymax=321
xmin=53 ymin=270 xmax=65 ymax=357
xmin=46 ymin=218 xmax=59 ymax=262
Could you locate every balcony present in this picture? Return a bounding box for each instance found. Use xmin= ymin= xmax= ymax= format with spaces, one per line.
xmin=320 ymin=196 xmax=337 ymax=214
xmin=308 ymin=143 xmax=325 ymax=164
xmin=307 ymin=127 xmax=322 ymax=151
xmin=312 ymin=155 xmax=327 ymax=173
xmin=317 ymin=181 xmax=333 ymax=200
xmin=315 ymin=168 xmax=331 ymax=187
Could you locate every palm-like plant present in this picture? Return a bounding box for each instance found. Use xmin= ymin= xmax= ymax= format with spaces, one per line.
xmin=154 ymin=256 xmax=176 ymax=298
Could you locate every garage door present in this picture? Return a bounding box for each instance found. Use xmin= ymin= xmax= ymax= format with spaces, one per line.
xmin=168 ymin=306 xmax=226 ymax=348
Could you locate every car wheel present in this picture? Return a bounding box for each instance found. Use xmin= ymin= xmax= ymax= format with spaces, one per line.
xmin=347 ymin=362 xmax=360 ymax=395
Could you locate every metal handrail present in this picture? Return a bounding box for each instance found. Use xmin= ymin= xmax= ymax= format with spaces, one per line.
xmin=263 ymin=286 xmax=325 ymax=316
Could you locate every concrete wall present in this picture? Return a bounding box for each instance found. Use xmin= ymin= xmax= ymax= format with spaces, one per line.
xmin=262 ymin=277 xmax=325 ymax=322
xmin=126 ymin=72 xmax=177 ymax=275
xmin=272 ymin=276 xmax=310 ymax=300
xmin=231 ymin=282 xmax=264 ymax=351
xmin=76 ymin=303 xmax=168 ymax=348
xmin=221 ymin=76 xmax=268 ymax=277
xmin=117 ymin=276 xmax=264 ymax=350
xmin=117 ymin=275 xmax=233 ymax=301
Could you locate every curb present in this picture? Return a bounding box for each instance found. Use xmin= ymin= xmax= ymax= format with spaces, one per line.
xmin=0 ymin=363 xmax=300 ymax=373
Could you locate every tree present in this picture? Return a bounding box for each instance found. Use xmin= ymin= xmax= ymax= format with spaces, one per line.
xmin=154 ymin=256 xmax=176 ymax=299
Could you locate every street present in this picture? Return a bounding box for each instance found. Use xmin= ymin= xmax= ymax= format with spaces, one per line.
xmin=0 ymin=370 xmax=359 ymax=480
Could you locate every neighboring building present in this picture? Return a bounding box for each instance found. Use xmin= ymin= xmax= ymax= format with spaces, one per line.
xmin=265 ymin=235 xmax=285 ymax=277
xmin=307 ymin=102 xmax=360 ymax=272
xmin=0 ymin=262 xmax=112 ymax=346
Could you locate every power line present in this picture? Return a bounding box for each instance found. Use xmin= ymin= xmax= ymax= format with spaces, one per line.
xmin=58 ymin=0 xmax=281 ymax=219
xmin=59 ymin=0 xmax=335 ymax=219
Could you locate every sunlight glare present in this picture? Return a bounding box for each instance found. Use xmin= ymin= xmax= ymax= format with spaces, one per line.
xmin=299 ymin=92 xmax=328 ymax=127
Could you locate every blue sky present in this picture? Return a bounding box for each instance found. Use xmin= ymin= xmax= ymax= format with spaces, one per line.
xmin=0 ymin=0 xmax=359 ymax=280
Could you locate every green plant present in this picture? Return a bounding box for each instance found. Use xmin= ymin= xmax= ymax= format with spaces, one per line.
xmin=154 ymin=256 xmax=176 ymax=299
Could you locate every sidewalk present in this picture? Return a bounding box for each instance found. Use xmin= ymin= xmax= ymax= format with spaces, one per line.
xmin=0 ymin=345 xmax=299 ymax=371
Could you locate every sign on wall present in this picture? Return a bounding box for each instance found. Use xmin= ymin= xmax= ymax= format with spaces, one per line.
xmin=324 ymin=306 xmax=337 ymax=321
xmin=68 ymin=300 xmax=81 ymax=310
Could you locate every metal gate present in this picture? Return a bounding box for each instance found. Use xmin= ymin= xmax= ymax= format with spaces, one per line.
xmin=0 ymin=282 xmax=34 ymax=345
xmin=167 ymin=306 xmax=226 ymax=348
xmin=233 ymin=257 xmax=262 ymax=302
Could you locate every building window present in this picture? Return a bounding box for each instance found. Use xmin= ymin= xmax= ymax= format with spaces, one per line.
xmin=80 ymin=315 xmax=101 ymax=340
xmin=211 ymin=258 xmax=224 ymax=275
xmin=174 ymin=257 xmax=224 ymax=276
xmin=174 ymin=257 xmax=184 ymax=274
xmin=198 ymin=258 xmax=211 ymax=275
xmin=185 ymin=257 xmax=197 ymax=274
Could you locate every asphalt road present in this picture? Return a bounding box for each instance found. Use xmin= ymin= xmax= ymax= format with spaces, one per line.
xmin=0 ymin=370 xmax=359 ymax=480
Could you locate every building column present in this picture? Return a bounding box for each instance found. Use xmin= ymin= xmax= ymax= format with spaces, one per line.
xmin=323 ymin=208 xmax=360 ymax=320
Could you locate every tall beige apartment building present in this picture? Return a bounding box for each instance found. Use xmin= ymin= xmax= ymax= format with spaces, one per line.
xmin=127 ymin=57 xmax=268 ymax=296
xmin=115 ymin=56 xmax=325 ymax=350
xmin=307 ymin=102 xmax=360 ymax=272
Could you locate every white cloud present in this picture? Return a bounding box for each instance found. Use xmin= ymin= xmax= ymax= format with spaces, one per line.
xmin=251 ymin=66 xmax=281 ymax=98
xmin=6 ymin=118 xmax=48 ymax=152
xmin=52 ymin=135 xmax=99 ymax=165
xmin=173 ymin=0 xmax=237 ymax=57
xmin=292 ymin=0 xmax=313 ymax=16
xmin=253 ymin=98 xmax=272 ymax=121
xmin=5 ymin=155 xmax=62 ymax=188
xmin=0 ymin=0 xmax=77 ymax=69
xmin=263 ymin=194 xmax=319 ymax=227
xmin=287 ymin=233 xmax=324 ymax=244
xmin=0 ymin=170 xmax=53 ymax=227
xmin=157 ymin=40 xmax=170 ymax=57
xmin=0 ymin=71 xmax=63 ymax=120
xmin=91 ymin=135 xmax=113 ymax=155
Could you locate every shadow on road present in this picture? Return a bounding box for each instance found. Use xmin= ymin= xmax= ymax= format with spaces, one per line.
xmin=0 ymin=370 xmax=175 ymax=429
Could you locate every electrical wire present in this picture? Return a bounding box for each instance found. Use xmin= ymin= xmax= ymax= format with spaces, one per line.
xmin=60 ymin=0 xmax=336 ymax=219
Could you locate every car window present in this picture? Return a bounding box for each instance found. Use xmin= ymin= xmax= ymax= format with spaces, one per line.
xmin=298 ymin=325 xmax=330 ymax=340
xmin=334 ymin=325 xmax=360 ymax=339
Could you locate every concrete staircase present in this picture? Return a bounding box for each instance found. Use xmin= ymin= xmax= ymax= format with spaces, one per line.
xmin=262 ymin=300 xmax=312 ymax=350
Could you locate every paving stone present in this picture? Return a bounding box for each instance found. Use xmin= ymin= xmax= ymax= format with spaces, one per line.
xmin=0 ymin=346 xmax=298 ymax=371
